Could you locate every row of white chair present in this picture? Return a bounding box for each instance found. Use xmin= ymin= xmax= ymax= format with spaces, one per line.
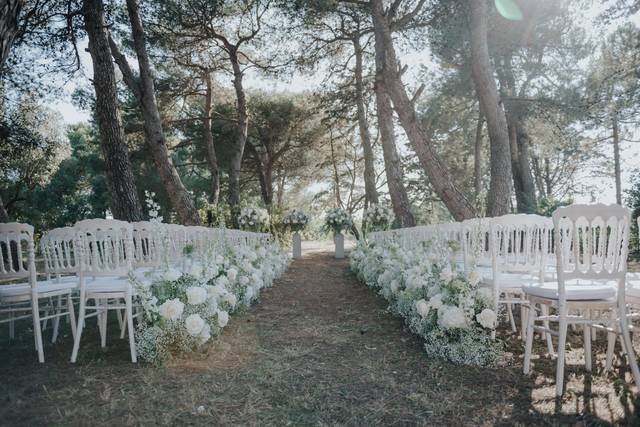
xmin=0 ymin=219 xmax=272 ymax=363
xmin=367 ymin=204 xmax=640 ymax=396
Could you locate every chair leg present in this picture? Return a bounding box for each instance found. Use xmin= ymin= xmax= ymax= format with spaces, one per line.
xmin=71 ymin=294 xmax=86 ymax=363
xmin=606 ymin=309 xmax=617 ymax=371
xmin=507 ymin=303 xmax=517 ymax=333
xmin=523 ymin=304 xmax=536 ymax=374
xmin=584 ymin=322 xmax=592 ymax=372
xmin=100 ymin=300 xmax=108 ymax=348
xmin=591 ymin=310 xmax=597 ymax=341
xmin=125 ymin=293 xmax=137 ymax=363
xmin=31 ymin=295 xmax=45 ymax=363
xmin=541 ymin=305 xmax=554 ymax=354
xmin=556 ymin=308 xmax=568 ymax=397
xmin=618 ymin=304 xmax=640 ymax=388
xmin=119 ymin=308 xmax=127 ymax=339
xmin=520 ymin=304 xmax=526 ymax=341
xmin=52 ymin=295 xmax=62 ymax=343
xmin=68 ymin=293 xmax=77 ymax=340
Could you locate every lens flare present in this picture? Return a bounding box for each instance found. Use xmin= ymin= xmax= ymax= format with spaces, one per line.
xmin=495 ymin=0 xmax=523 ymax=21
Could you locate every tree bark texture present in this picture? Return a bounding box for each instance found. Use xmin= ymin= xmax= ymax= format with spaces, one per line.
xmin=353 ymin=35 xmax=379 ymax=206
xmin=227 ymin=48 xmax=249 ymax=208
xmin=0 ymin=0 xmax=22 ymax=73
xmin=474 ymin=111 xmax=484 ymax=201
xmin=203 ymin=72 xmax=220 ymax=204
xmin=123 ymin=0 xmax=201 ymax=225
xmin=371 ymin=0 xmax=473 ymax=221
xmin=468 ymin=0 xmax=513 ymax=217
xmin=83 ymin=0 xmax=143 ymax=222
xmin=613 ymin=113 xmax=622 ymax=205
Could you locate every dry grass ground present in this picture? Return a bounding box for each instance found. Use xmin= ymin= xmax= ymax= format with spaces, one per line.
xmin=1 ymin=244 xmax=639 ymax=426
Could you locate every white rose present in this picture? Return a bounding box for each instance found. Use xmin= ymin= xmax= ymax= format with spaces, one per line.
xmin=438 ymin=305 xmax=468 ymax=329
xmin=223 ymin=293 xmax=237 ymax=307
xmin=185 ymin=313 xmax=205 ymax=336
xmin=163 ymin=268 xmax=182 ymax=282
xmin=217 ymin=310 xmax=229 ymax=328
xmin=467 ymin=270 xmax=481 ymax=287
xmin=476 ymin=308 xmax=497 ymax=329
xmin=198 ymin=324 xmax=211 ymax=345
xmin=186 ymin=286 xmax=207 ymax=305
xmin=415 ymin=299 xmax=429 ymax=318
xmin=227 ymin=268 xmax=238 ymax=282
xmin=427 ymin=293 xmax=443 ymax=311
xmin=158 ymin=298 xmax=184 ymax=321
xmin=439 ymin=268 xmax=453 ymax=283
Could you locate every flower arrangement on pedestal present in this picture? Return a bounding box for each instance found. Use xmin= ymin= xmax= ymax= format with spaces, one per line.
xmin=363 ymin=204 xmax=394 ymax=231
xmin=282 ymin=209 xmax=310 ymax=232
xmin=238 ymin=207 xmax=269 ymax=232
xmin=324 ymin=207 xmax=353 ymax=235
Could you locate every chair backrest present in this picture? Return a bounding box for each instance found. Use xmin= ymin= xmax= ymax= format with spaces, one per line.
xmin=74 ymin=219 xmax=134 ymax=277
xmin=489 ymin=214 xmax=551 ymax=280
xmin=0 ymin=223 xmax=36 ymax=285
xmin=131 ymin=221 xmax=162 ymax=268
xmin=461 ymin=218 xmax=491 ymax=271
xmin=41 ymin=226 xmax=78 ymax=277
xmin=553 ymin=204 xmax=630 ymax=289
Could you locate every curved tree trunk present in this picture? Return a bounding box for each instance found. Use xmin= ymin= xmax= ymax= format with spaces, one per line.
xmin=353 ymin=36 xmax=379 ymax=206
xmin=228 ymin=49 xmax=249 ymax=208
xmin=83 ymin=0 xmax=143 ymax=222
xmin=468 ymin=0 xmax=513 ymax=217
xmin=123 ymin=0 xmax=201 ymax=225
xmin=203 ymin=72 xmax=220 ymax=204
xmin=474 ymin=111 xmax=484 ymax=202
xmin=0 ymin=0 xmax=23 ymax=73
xmin=371 ymin=0 xmax=473 ymax=221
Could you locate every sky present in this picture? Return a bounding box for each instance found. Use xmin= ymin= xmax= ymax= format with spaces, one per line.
xmin=48 ymin=1 xmax=640 ymax=206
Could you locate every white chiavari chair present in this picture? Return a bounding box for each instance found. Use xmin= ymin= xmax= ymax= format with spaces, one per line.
xmin=523 ymin=204 xmax=640 ymax=396
xmin=70 ymin=219 xmax=137 ymax=363
xmin=0 ymin=223 xmax=76 ymax=362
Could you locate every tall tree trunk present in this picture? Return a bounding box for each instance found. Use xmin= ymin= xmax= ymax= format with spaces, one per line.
xmin=371 ymin=0 xmax=474 ymax=221
xmin=515 ymin=127 xmax=537 ymax=211
xmin=329 ymin=133 xmax=344 ymax=208
xmin=0 ymin=0 xmax=22 ymax=73
xmin=203 ymin=72 xmax=220 ymax=204
xmin=544 ymin=158 xmax=552 ymax=197
xmin=83 ymin=0 xmax=143 ymax=222
xmin=353 ymin=36 xmax=379 ymax=206
xmin=227 ymin=48 xmax=249 ymax=207
xmin=373 ymin=76 xmax=415 ymax=227
xmin=612 ymin=112 xmax=622 ymax=205
xmin=257 ymin=162 xmax=273 ymax=207
xmin=276 ymin=169 xmax=285 ymax=209
xmin=468 ymin=0 xmax=513 ymax=217
xmin=121 ymin=0 xmax=200 ymax=225
xmin=0 ymin=193 xmax=9 ymax=222
xmin=474 ymin=111 xmax=484 ymax=202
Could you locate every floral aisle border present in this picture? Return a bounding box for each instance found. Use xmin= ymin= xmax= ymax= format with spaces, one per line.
xmin=350 ymin=239 xmax=503 ymax=367
xmin=130 ymin=213 xmax=289 ymax=363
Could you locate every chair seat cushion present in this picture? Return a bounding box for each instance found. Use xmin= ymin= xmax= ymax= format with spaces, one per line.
xmin=481 ymin=272 xmax=541 ymax=289
xmin=626 ymin=273 xmax=640 ymax=299
xmin=523 ymin=280 xmax=616 ymax=301
xmin=0 ymin=280 xmax=77 ymax=298
xmin=85 ymin=277 xmax=133 ymax=294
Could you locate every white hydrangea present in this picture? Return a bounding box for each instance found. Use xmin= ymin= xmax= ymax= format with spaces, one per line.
xmin=198 ymin=323 xmax=211 ymax=345
xmin=476 ymin=308 xmax=497 ymax=329
xmin=438 ymin=305 xmax=468 ymax=329
xmin=185 ymin=313 xmax=205 ymax=336
xmin=427 ymin=293 xmax=443 ymax=311
xmin=163 ymin=268 xmax=182 ymax=282
xmin=186 ymin=286 xmax=207 ymax=305
xmin=227 ymin=268 xmax=238 ymax=282
xmin=223 ymin=292 xmax=237 ymax=307
xmin=439 ymin=268 xmax=453 ymax=283
xmin=217 ymin=310 xmax=229 ymax=328
xmin=467 ymin=270 xmax=481 ymax=288
xmin=415 ymin=299 xmax=429 ymax=318
xmin=158 ymin=298 xmax=184 ymax=321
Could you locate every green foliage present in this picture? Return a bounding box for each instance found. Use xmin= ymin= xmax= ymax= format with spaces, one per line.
xmin=627 ymin=170 xmax=640 ymax=259
xmin=535 ymin=197 xmax=573 ymax=218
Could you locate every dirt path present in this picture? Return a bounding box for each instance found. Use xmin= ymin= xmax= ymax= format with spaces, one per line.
xmin=0 ymin=247 xmax=638 ymax=425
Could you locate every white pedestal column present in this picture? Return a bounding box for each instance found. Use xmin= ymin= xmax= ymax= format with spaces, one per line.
xmin=334 ymin=233 xmax=345 ymax=259
xmin=292 ymin=232 xmax=302 ymax=259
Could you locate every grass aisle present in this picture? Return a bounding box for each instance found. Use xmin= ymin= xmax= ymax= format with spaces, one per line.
xmin=1 ymin=243 xmax=638 ymax=425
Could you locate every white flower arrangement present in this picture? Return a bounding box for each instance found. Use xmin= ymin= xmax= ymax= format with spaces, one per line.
xmin=349 ymin=238 xmax=502 ymax=367
xmin=363 ymin=204 xmax=394 ymax=232
xmin=324 ymin=207 xmax=353 ymax=234
xmin=131 ymin=238 xmax=290 ymax=364
xmin=238 ymin=207 xmax=269 ymax=232
xmin=282 ymin=209 xmax=310 ymax=232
